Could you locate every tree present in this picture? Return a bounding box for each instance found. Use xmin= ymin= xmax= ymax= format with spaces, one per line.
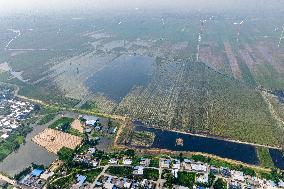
xmin=57 ymin=147 xmax=74 ymax=162
xmin=123 ymin=149 xmax=135 ymax=157
xmin=213 ymin=178 xmax=227 ymax=189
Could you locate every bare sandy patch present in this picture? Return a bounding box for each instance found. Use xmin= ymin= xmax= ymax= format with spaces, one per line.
xmin=71 ymin=119 xmax=84 ymax=133
xmin=32 ymin=128 xmax=82 ymax=154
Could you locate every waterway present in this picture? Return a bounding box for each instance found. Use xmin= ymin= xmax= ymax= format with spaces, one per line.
xmin=133 ymin=122 xmax=260 ymax=165
xmin=270 ymin=149 xmax=284 ymax=169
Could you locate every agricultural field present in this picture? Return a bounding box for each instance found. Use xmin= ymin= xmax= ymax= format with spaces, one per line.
xmin=117 ymin=60 xmax=283 ymax=147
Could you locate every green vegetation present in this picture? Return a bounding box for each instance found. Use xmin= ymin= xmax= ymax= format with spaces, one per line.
xmin=164 ymin=170 xmax=196 ymax=188
xmin=57 ymin=147 xmax=74 ymax=163
xmin=176 ymin=172 xmax=196 ymax=188
xmin=196 ymin=172 xmax=216 ymax=188
xmin=81 ymin=101 xmax=98 ymax=111
xmin=48 ymin=117 xmax=74 ymax=130
xmin=149 ymin=158 xmax=159 ymax=168
xmin=48 ymin=174 xmax=75 ymax=189
xmin=38 ymin=113 xmax=57 ymax=125
xmin=48 ymin=117 xmax=82 ymax=136
xmin=14 ymin=167 xmax=32 ymax=181
xmin=213 ymin=178 xmax=227 ymax=189
xmin=68 ymin=128 xmax=84 ymax=137
xmin=130 ymin=131 xmax=155 ymax=147
xmin=81 ymin=168 xmax=103 ymax=182
xmin=117 ymin=60 xmax=282 ymax=147
xmin=143 ymin=168 xmax=159 ymax=181
xmin=1 ymin=12 xmax=284 ymax=150
xmin=0 ymin=125 xmax=32 ymax=161
xmin=257 ymin=147 xmax=274 ymax=168
xmin=106 ymin=166 xmax=133 ymax=178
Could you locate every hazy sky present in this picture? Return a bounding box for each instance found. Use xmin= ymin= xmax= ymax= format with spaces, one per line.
xmin=0 ymin=0 xmax=283 ymax=15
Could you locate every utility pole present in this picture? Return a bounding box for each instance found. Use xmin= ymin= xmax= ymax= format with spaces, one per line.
xmin=278 ymin=26 xmax=284 ymax=47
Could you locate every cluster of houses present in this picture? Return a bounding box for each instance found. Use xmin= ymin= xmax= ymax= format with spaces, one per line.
xmin=72 ymin=153 xmax=284 ymax=189
xmin=0 ymin=89 xmax=35 ymax=139
xmin=19 ymin=168 xmax=54 ymax=189
xmin=17 ymin=160 xmax=64 ymax=189
xmin=74 ymin=147 xmax=99 ymax=167
xmin=95 ymin=176 xmax=156 ymax=189
xmin=80 ymin=115 xmax=117 ymax=135
xmin=103 ymin=156 xmax=284 ymax=189
xmin=158 ymin=158 xmax=284 ymax=189
xmin=15 ymin=149 xmax=284 ymax=189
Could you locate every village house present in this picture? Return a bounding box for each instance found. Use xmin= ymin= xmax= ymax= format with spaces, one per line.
xmin=196 ymin=173 xmax=209 ymax=184
xmin=20 ymin=168 xmax=45 ymax=189
xmin=160 ymin=158 xmax=171 ymax=169
xmin=123 ymin=158 xmax=133 ymax=165
xmin=0 ymin=94 xmax=34 ymax=140
xmin=133 ymin=166 xmax=144 ymax=175
xmin=183 ymin=159 xmax=192 ymax=171
xmin=231 ymin=170 xmax=245 ymax=182
xmin=140 ymin=158 xmax=151 ymax=167
xmin=109 ymin=158 xmax=118 ymax=165
xmin=229 ymin=180 xmax=242 ymax=189
xmin=71 ymin=174 xmax=86 ymax=188
xmin=172 ymin=159 xmax=181 ymax=170
xmin=220 ymin=167 xmax=231 ymax=177
xmin=190 ymin=162 xmax=207 ymax=172
xmin=81 ymin=115 xmax=99 ymax=126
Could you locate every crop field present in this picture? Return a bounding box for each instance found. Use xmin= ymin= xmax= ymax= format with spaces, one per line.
xmin=116 ymin=60 xmax=283 ymax=147
xmin=0 ymin=10 xmax=283 ymax=147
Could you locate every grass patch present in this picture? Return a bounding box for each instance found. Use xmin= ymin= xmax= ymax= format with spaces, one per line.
xmin=81 ymin=101 xmax=98 ymax=111
xmin=149 ymin=158 xmax=159 ymax=168
xmin=81 ymin=168 xmax=103 ymax=182
xmin=48 ymin=117 xmax=74 ymax=130
xmin=143 ymin=168 xmax=159 ymax=181
xmin=257 ymin=147 xmax=274 ymax=168
xmin=106 ymin=166 xmax=133 ymax=178
xmin=38 ymin=113 xmax=57 ymax=125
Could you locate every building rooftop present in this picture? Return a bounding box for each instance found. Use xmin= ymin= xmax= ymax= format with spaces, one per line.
xmin=31 ymin=169 xmax=44 ymax=177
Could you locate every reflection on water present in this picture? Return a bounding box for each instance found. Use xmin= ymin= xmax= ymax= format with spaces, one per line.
xmin=86 ymin=55 xmax=154 ymax=101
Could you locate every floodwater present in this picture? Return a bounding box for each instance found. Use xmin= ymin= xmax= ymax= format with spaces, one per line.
xmin=0 ymin=122 xmax=57 ymax=177
xmin=133 ymin=121 xmax=260 ymax=165
xmin=86 ymin=55 xmax=154 ymax=101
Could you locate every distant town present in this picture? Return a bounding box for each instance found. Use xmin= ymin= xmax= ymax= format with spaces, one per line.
xmin=0 ymin=89 xmax=35 ymax=140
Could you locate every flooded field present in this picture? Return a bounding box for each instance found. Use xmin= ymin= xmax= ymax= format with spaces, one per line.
xmin=86 ymin=55 xmax=154 ymax=101
xmin=0 ymin=122 xmax=57 ymax=177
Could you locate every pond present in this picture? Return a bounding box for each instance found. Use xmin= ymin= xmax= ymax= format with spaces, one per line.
xmin=86 ymin=55 xmax=154 ymax=102
xmin=133 ymin=121 xmax=260 ymax=165
xmin=270 ymin=149 xmax=284 ymax=169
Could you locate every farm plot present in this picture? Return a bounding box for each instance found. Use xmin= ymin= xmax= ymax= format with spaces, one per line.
xmin=224 ymin=42 xmax=242 ymax=80
xmin=32 ymin=128 xmax=82 ymax=154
